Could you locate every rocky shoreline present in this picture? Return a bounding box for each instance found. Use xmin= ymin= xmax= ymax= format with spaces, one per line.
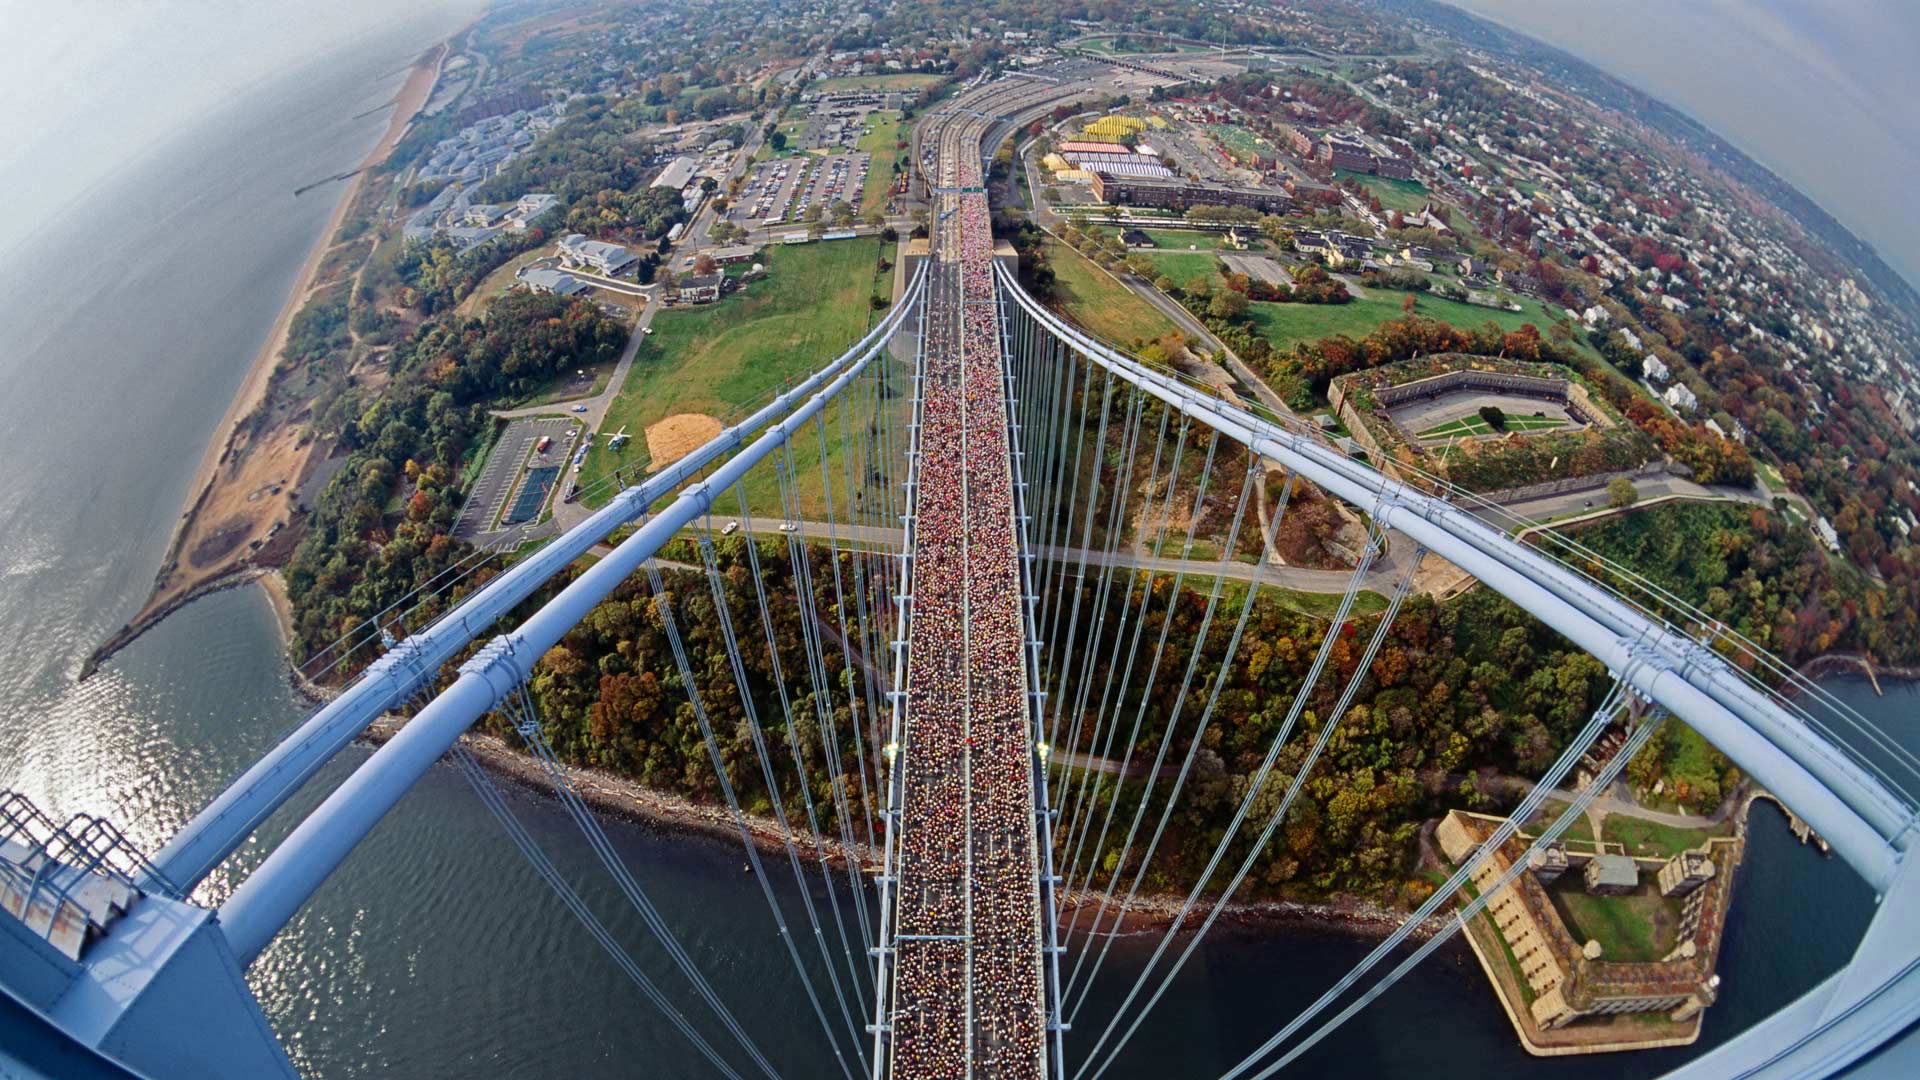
xmin=356 ymin=714 xmax=1449 ymax=941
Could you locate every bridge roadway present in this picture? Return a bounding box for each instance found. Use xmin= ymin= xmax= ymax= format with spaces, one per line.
xmin=883 ymin=97 xmax=1047 ymax=1080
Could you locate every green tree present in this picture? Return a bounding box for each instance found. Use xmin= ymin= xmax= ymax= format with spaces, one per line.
xmin=1607 ymin=476 xmax=1640 ymax=509
xmin=1208 ymin=290 xmax=1248 ymax=320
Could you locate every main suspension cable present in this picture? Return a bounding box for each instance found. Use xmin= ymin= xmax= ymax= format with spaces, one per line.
xmin=1073 ymin=526 xmax=1387 ymax=1080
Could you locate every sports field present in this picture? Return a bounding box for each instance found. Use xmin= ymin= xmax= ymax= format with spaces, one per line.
xmin=1332 ymin=168 xmax=1434 ymax=213
xmin=580 ymin=237 xmax=896 ymax=516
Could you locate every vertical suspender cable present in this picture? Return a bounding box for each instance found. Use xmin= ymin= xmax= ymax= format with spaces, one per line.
xmin=1079 ymin=541 xmax=1425 ymax=1079
xmin=1072 ymin=529 xmax=1386 ymax=1079
xmin=643 ymin=556 xmax=863 ymax=1080
xmin=492 ymin=683 xmax=782 ymax=1079
xmin=1058 ymin=453 xmax=1250 ymax=957
xmin=1063 ymin=473 xmax=1296 ymax=1016
xmin=1051 ymin=392 xmax=1161 ymax=839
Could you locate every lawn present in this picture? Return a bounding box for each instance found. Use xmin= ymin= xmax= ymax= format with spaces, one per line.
xmin=456 ymin=248 xmax=549 ymax=316
xmin=858 ymin=112 xmax=905 ymax=206
xmin=1417 ymin=414 xmax=1567 ymax=440
xmin=810 ymin=73 xmax=945 ymax=93
xmin=1245 ymin=295 xmax=1410 ymax=354
xmin=1142 ymin=250 xmax=1219 ymax=285
xmin=1212 ymin=577 xmax=1392 ymax=621
xmin=1547 ymin=880 xmax=1680 ymax=963
xmin=1532 ymin=799 xmax=1596 ymax=844
xmin=1138 ymin=227 xmax=1224 ymax=250
xmin=1333 ymin=168 xmax=1434 ymax=214
xmin=1084 ymin=37 xmax=1209 ymax=56
xmin=1246 ymin=289 xmax=1596 ymax=360
xmin=579 ymin=237 xmax=897 ymax=516
xmin=1456 ymin=874 xmax=1537 ymax=1006
xmin=1603 ymin=817 xmax=1731 ymax=860
xmin=1043 ymin=238 xmax=1180 ymax=349
xmin=1756 ymin=459 xmax=1788 ymax=493
xmin=508 ymin=358 xmax=620 ymax=410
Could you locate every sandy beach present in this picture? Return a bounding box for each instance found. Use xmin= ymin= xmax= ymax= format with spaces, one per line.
xmin=85 ymin=38 xmax=452 ymax=676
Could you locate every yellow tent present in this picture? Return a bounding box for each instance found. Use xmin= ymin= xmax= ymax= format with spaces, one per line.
xmin=1079 ymin=115 xmax=1146 ymax=141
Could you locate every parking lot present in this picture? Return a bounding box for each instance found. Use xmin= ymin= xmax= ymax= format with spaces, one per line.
xmin=731 ymin=151 xmax=872 ymax=228
xmin=731 ymin=158 xmax=804 ymax=227
xmin=453 ymin=416 xmax=580 ymax=540
xmin=1220 ymin=253 xmax=1290 ymax=287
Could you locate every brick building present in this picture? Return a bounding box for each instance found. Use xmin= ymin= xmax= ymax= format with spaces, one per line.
xmin=1088 ymin=171 xmax=1292 ymax=215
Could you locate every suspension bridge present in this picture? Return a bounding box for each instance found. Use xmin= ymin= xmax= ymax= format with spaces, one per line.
xmin=2 ymin=78 xmax=1917 ymax=1080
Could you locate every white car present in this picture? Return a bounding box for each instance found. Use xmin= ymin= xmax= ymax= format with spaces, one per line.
xmin=721 ymin=520 xmax=740 ymax=536
xmin=776 ymin=522 xmax=798 ymax=534
xmin=570 ymin=404 xmax=588 ymax=413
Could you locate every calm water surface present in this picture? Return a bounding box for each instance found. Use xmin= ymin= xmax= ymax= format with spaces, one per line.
xmin=0 ymin=17 xmax=1909 ymax=1076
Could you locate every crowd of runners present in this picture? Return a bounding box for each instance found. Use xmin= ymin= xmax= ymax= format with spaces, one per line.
xmin=885 ymin=144 xmax=1046 ymax=1079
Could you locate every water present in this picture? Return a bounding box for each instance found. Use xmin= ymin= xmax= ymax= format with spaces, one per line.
xmin=0 ymin=15 xmax=1909 ymax=1076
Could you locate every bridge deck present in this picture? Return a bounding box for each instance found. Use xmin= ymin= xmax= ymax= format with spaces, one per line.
xmin=887 ymin=116 xmax=1045 ymax=1079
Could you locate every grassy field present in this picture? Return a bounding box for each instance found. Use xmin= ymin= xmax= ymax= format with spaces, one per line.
xmin=1456 ymin=874 xmax=1538 ymax=1006
xmin=1247 ymin=289 xmax=1593 ymax=359
xmin=1043 ymin=238 xmax=1180 ymax=348
xmin=456 ymin=248 xmax=549 ymax=316
xmin=1333 ymin=168 xmax=1434 ymax=213
xmin=1083 ymin=37 xmax=1210 ymax=56
xmin=1142 ymin=250 xmax=1219 ymax=285
xmin=1417 ymin=414 xmax=1567 ymax=439
xmin=1603 ymin=817 xmax=1731 ymax=860
xmin=511 ymin=359 xmax=620 ymax=410
xmin=1756 ymin=459 xmax=1788 ymax=492
xmin=858 ymin=112 xmax=905 ymax=206
xmin=810 ymin=73 xmax=944 ymax=92
xmin=1534 ymin=799 xmax=1597 ymax=843
xmin=1548 ymin=881 xmax=1680 ymax=963
xmin=580 ymin=238 xmax=894 ymax=516
xmin=1214 ymin=577 xmax=1391 ymax=620
xmin=1138 ymin=227 xmax=1224 ymax=250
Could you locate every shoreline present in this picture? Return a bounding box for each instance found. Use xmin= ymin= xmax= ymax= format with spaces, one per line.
xmin=85 ymin=37 xmax=452 ymax=679
xmin=355 ymin=712 xmax=1452 ymax=942
xmin=1796 ymin=651 xmax=1920 ymax=692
